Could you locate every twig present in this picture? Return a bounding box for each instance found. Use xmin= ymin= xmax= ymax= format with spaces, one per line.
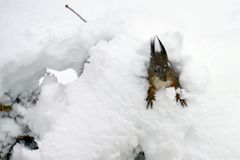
xmin=65 ymin=4 xmax=87 ymax=23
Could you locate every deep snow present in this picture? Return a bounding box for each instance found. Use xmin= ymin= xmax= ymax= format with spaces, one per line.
xmin=1 ymin=0 xmax=240 ymax=160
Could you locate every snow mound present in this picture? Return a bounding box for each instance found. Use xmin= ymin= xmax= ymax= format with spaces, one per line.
xmin=27 ymin=32 xmax=193 ymax=160
xmin=1 ymin=0 xmax=240 ymax=160
xmin=0 ymin=11 xmax=206 ymax=159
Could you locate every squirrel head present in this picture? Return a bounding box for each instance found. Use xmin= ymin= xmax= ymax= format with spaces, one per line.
xmin=149 ymin=36 xmax=170 ymax=81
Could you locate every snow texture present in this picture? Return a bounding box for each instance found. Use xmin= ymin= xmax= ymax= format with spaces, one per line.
xmin=1 ymin=0 xmax=240 ymax=160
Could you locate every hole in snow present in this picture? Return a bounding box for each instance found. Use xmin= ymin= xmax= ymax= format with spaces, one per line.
xmin=39 ymin=68 xmax=78 ymax=85
xmin=47 ymin=68 xmax=78 ymax=85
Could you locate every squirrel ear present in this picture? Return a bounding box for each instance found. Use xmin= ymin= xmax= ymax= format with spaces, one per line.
xmin=155 ymin=36 xmax=167 ymax=55
xmin=150 ymin=38 xmax=155 ymax=56
xmin=150 ymin=36 xmax=168 ymax=57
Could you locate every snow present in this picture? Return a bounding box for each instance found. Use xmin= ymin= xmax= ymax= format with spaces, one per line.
xmin=39 ymin=68 xmax=78 ymax=85
xmin=11 ymin=144 xmax=41 ymax=160
xmin=1 ymin=0 xmax=240 ymax=160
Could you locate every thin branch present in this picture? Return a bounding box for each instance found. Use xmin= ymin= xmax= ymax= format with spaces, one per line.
xmin=65 ymin=4 xmax=87 ymax=23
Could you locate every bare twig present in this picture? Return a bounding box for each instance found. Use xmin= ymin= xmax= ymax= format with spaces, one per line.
xmin=65 ymin=4 xmax=87 ymax=23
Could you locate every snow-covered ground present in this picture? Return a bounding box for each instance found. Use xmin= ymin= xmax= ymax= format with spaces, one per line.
xmin=1 ymin=0 xmax=240 ymax=159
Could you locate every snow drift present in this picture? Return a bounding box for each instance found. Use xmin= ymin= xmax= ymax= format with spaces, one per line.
xmin=1 ymin=0 xmax=240 ymax=160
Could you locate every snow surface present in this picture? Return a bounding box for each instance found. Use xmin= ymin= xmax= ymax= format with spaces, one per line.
xmin=1 ymin=0 xmax=240 ymax=160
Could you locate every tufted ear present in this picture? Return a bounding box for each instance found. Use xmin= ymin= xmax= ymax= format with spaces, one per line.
xmin=150 ymin=36 xmax=168 ymax=57
xmin=155 ymin=36 xmax=167 ymax=55
xmin=150 ymin=37 xmax=155 ymax=57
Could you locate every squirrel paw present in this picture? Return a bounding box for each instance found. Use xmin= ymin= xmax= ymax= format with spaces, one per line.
xmin=176 ymin=93 xmax=188 ymax=107
xmin=146 ymin=96 xmax=155 ymax=109
xmin=179 ymin=98 xmax=188 ymax=107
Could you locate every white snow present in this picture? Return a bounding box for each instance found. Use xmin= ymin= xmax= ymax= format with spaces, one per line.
xmin=39 ymin=68 xmax=78 ymax=85
xmin=11 ymin=144 xmax=41 ymax=160
xmin=1 ymin=0 xmax=240 ymax=160
xmin=0 ymin=119 xmax=21 ymax=139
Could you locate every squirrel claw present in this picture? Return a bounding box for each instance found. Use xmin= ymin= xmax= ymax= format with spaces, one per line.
xmin=146 ymin=96 xmax=154 ymax=109
xmin=179 ymin=99 xmax=188 ymax=107
xmin=176 ymin=93 xmax=188 ymax=107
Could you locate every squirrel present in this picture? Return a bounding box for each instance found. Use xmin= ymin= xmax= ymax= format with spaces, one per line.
xmin=146 ymin=36 xmax=187 ymax=109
